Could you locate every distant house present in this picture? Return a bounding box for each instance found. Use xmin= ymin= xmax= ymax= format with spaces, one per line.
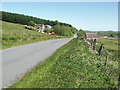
xmin=37 ymin=30 xmax=41 ymax=32
xmin=35 ymin=24 xmax=52 ymax=30
xmin=45 ymin=25 xmax=52 ymax=29
xmin=35 ymin=24 xmax=45 ymax=30
xmin=86 ymin=33 xmax=98 ymax=41
xmin=103 ymin=36 xmax=108 ymax=39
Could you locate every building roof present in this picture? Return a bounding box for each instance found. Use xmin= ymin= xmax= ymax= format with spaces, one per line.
xmin=86 ymin=33 xmax=98 ymax=38
xmin=45 ymin=25 xmax=52 ymax=28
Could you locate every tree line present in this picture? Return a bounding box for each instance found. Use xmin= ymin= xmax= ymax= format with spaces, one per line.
xmin=1 ymin=11 xmax=72 ymax=27
xmin=44 ymin=24 xmax=78 ymax=36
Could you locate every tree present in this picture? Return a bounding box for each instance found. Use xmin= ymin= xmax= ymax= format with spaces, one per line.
xmin=110 ymin=34 xmax=114 ymax=37
xmin=27 ymin=21 xmax=35 ymax=27
xmin=61 ymin=25 xmax=72 ymax=36
xmin=77 ymin=29 xmax=86 ymax=39
xmin=53 ymin=24 xmax=73 ymax=36
xmin=53 ymin=24 xmax=61 ymax=35
xmin=55 ymin=20 xmax=59 ymax=25
xmin=71 ymin=27 xmax=78 ymax=34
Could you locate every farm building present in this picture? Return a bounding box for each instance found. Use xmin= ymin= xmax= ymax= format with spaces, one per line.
xmin=35 ymin=24 xmax=45 ymax=30
xmin=35 ymin=24 xmax=52 ymax=30
xmin=45 ymin=25 xmax=52 ymax=29
xmin=25 ymin=24 xmax=52 ymax=34
xmin=86 ymin=33 xmax=98 ymax=41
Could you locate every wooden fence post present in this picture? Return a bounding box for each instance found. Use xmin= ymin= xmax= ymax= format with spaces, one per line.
xmin=104 ymin=56 xmax=108 ymax=66
xmin=98 ymin=43 xmax=104 ymax=56
xmin=93 ymin=39 xmax=96 ymax=50
xmin=91 ymin=39 xmax=93 ymax=48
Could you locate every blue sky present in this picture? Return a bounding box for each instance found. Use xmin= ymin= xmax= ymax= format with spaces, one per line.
xmin=2 ymin=2 xmax=118 ymax=31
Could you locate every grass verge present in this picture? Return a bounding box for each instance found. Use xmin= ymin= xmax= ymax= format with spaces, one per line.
xmin=9 ymin=38 xmax=118 ymax=88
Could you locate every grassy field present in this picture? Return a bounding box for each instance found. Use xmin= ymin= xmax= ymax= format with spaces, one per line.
xmin=97 ymin=38 xmax=118 ymax=51
xmin=1 ymin=21 xmax=69 ymax=49
xmin=9 ymin=38 xmax=118 ymax=88
xmin=98 ymin=32 xmax=118 ymax=38
xmin=96 ymin=38 xmax=118 ymax=61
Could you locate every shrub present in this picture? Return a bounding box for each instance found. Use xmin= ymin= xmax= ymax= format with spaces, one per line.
xmin=9 ymin=36 xmax=17 ymax=41
xmin=32 ymin=37 xmax=36 ymax=40
xmin=27 ymin=21 xmax=35 ymax=27
xmin=22 ymin=37 xmax=27 ymax=41
xmin=53 ymin=24 xmax=73 ymax=36
xmin=2 ymin=37 xmax=9 ymax=41
xmin=71 ymin=27 xmax=78 ymax=34
xmin=77 ymin=29 xmax=86 ymax=39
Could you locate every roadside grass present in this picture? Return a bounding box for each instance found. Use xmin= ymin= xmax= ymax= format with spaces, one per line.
xmin=2 ymin=21 xmax=70 ymax=49
xmin=2 ymin=36 xmax=62 ymax=49
xmin=9 ymin=38 xmax=118 ymax=88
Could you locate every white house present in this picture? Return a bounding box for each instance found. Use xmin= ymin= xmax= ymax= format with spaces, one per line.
xmin=35 ymin=24 xmax=52 ymax=30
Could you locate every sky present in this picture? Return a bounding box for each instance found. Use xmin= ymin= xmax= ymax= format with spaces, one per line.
xmin=2 ymin=2 xmax=118 ymax=31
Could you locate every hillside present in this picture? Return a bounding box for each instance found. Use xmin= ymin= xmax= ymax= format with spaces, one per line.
xmin=2 ymin=21 xmax=63 ymax=49
xmin=2 ymin=11 xmax=72 ymax=27
xmin=2 ymin=21 xmax=43 ymax=34
xmin=2 ymin=11 xmax=78 ymax=36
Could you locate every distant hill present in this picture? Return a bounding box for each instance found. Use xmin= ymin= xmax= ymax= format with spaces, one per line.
xmin=85 ymin=30 xmax=118 ymax=33
xmin=85 ymin=30 xmax=118 ymax=37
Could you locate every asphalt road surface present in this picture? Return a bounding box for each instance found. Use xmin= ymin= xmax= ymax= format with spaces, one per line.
xmin=2 ymin=34 xmax=77 ymax=88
